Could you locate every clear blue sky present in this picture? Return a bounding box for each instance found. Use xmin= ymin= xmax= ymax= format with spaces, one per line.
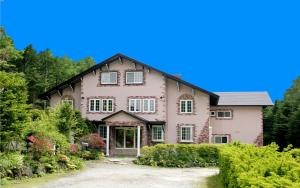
xmin=1 ymin=0 xmax=300 ymax=101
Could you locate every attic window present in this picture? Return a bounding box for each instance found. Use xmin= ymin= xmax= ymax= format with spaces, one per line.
xmin=101 ymin=72 xmax=117 ymax=85
xmin=126 ymin=71 xmax=143 ymax=84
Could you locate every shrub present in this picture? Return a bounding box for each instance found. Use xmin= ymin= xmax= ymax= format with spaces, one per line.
xmin=29 ymin=133 xmax=54 ymax=159
xmin=80 ymin=150 xmax=104 ymax=160
xmin=80 ymin=133 xmax=105 ymax=149
xmin=69 ymin=144 xmax=80 ymax=155
xmin=135 ymin=144 xmax=219 ymax=167
xmin=218 ymin=143 xmax=300 ymax=188
xmin=0 ymin=152 xmax=24 ymax=178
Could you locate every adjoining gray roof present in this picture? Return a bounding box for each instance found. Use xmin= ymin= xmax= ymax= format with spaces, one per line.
xmin=214 ymin=92 xmax=273 ymax=106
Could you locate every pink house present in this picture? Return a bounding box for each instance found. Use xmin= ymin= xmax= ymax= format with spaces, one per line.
xmin=40 ymin=53 xmax=273 ymax=156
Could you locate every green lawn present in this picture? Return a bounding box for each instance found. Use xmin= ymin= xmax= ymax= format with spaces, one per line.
xmin=0 ymin=172 xmax=69 ymax=188
xmin=205 ymin=174 xmax=223 ymax=188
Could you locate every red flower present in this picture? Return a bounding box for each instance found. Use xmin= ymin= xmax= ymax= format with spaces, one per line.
xmin=27 ymin=135 xmax=36 ymax=143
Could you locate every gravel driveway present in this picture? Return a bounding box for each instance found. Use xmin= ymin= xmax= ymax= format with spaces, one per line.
xmin=38 ymin=158 xmax=219 ymax=188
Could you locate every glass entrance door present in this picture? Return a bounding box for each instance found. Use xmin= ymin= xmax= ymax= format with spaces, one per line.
xmin=115 ymin=128 xmax=136 ymax=149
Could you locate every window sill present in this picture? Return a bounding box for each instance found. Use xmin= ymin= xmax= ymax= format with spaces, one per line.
xmin=180 ymin=140 xmax=194 ymax=143
xmin=152 ymin=140 xmax=164 ymax=142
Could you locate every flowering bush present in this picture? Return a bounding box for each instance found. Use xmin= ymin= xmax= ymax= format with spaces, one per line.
xmin=80 ymin=133 xmax=105 ymax=149
xmin=69 ymin=144 xmax=80 ymax=155
xmin=29 ymin=133 xmax=54 ymax=158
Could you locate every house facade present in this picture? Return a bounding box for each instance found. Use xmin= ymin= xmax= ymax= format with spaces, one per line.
xmin=40 ymin=53 xmax=273 ymax=156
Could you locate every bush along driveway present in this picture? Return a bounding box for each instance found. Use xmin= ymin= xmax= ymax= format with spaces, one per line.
xmin=38 ymin=158 xmax=219 ymax=188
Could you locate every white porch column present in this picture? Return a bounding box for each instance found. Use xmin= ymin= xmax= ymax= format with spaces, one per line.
xmin=106 ymin=125 xmax=110 ymax=156
xmin=137 ymin=125 xmax=141 ymax=157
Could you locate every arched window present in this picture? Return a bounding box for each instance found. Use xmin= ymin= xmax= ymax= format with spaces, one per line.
xmin=61 ymin=96 xmax=74 ymax=107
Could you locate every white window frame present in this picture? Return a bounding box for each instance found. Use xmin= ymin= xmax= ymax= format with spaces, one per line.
xmin=62 ymin=99 xmax=74 ymax=107
xmin=213 ymin=135 xmax=229 ymax=144
xmin=152 ymin=125 xmax=164 ymax=142
xmin=143 ymin=99 xmax=156 ymax=113
xmin=180 ymin=125 xmax=193 ymax=142
xmin=129 ymin=99 xmax=142 ymax=112
xmin=100 ymin=72 xmax=118 ymax=85
xmin=217 ymin=111 xmax=232 ymax=119
xmin=98 ymin=125 xmax=107 ymax=140
xmin=126 ymin=71 xmax=144 ymax=84
xmin=89 ymin=98 xmax=113 ymax=112
xmin=180 ymin=100 xmax=193 ymax=113
xmin=115 ymin=127 xmax=136 ymax=149
xmin=102 ymin=99 xmax=114 ymax=112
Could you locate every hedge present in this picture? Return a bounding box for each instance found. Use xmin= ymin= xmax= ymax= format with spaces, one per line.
xmin=134 ymin=144 xmax=219 ymax=167
xmin=135 ymin=143 xmax=300 ymax=187
xmin=219 ymin=143 xmax=300 ymax=188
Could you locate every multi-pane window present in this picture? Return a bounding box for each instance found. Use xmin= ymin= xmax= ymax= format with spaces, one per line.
xmin=89 ymin=99 xmax=113 ymax=112
xmin=217 ymin=111 xmax=232 ymax=119
xmin=102 ymin=99 xmax=113 ymax=112
xmin=129 ymin=99 xmax=142 ymax=112
xmin=62 ymin=99 xmax=74 ymax=107
xmin=143 ymin=99 xmax=155 ymax=112
xmin=101 ymin=72 xmax=117 ymax=84
xmin=98 ymin=125 xmax=107 ymax=140
xmin=129 ymin=98 xmax=156 ymax=113
xmin=152 ymin=125 xmax=164 ymax=141
xmin=126 ymin=71 xmax=143 ymax=84
xmin=180 ymin=100 xmax=193 ymax=113
xmin=214 ymin=135 xmax=229 ymax=144
xmin=180 ymin=126 xmax=193 ymax=142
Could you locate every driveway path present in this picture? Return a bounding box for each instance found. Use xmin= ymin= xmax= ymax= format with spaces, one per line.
xmin=38 ymin=158 xmax=219 ymax=188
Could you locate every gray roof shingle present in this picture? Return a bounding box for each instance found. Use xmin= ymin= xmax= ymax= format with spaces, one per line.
xmin=214 ymin=92 xmax=273 ymax=106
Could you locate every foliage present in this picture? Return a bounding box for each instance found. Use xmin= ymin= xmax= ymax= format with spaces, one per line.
xmin=80 ymin=133 xmax=105 ymax=149
xmin=264 ymin=76 xmax=300 ymax=149
xmin=28 ymin=133 xmax=55 ymax=159
xmin=0 ymin=152 xmax=83 ymax=180
xmin=0 ymin=71 xmax=30 ymax=151
xmin=53 ymin=103 xmax=92 ymax=142
xmin=135 ymin=144 xmax=219 ymax=167
xmin=0 ymin=27 xmax=22 ymax=71
xmin=218 ymin=143 xmax=300 ymax=188
xmin=0 ymin=152 xmax=24 ymax=178
xmin=80 ymin=150 xmax=104 ymax=160
xmin=24 ymin=109 xmax=70 ymax=153
xmin=19 ymin=46 xmax=95 ymax=107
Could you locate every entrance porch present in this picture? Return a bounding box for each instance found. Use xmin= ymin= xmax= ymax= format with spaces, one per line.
xmin=99 ymin=110 xmax=164 ymax=157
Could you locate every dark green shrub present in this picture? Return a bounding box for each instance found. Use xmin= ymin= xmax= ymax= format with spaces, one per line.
xmin=0 ymin=152 xmax=24 ymax=178
xmin=135 ymin=144 xmax=219 ymax=167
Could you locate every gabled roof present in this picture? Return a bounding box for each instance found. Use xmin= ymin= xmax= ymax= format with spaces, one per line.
xmin=39 ymin=53 xmax=219 ymax=105
xmin=214 ymin=92 xmax=273 ymax=106
xmin=102 ymin=110 xmax=165 ymax=124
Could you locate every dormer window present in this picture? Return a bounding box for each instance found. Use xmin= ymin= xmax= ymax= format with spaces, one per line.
xmin=101 ymin=72 xmax=117 ymax=85
xmin=126 ymin=71 xmax=143 ymax=84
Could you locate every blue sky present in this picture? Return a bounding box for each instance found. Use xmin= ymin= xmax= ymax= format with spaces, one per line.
xmin=2 ymin=0 xmax=300 ymax=101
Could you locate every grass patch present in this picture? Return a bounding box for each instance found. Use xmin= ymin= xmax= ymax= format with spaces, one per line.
xmin=206 ymin=174 xmax=223 ymax=188
xmin=1 ymin=172 xmax=68 ymax=188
